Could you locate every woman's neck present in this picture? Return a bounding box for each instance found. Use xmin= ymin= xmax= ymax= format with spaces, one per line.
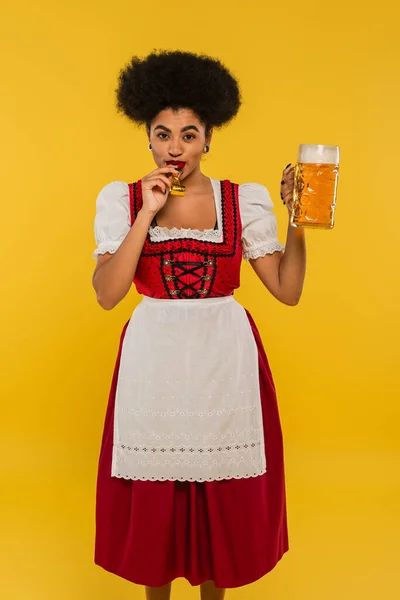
xmin=181 ymin=166 xmax=210 ymax=193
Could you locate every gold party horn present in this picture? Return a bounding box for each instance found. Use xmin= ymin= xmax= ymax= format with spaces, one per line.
xmin=169 ymin=164 xmax=185 ymax=196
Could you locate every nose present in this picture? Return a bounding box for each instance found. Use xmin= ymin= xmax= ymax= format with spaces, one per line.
xmin=168 ymin=138 xmax=183 ymax=158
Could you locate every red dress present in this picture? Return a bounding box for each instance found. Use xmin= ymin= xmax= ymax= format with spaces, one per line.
xmin=94 ymin=179 xmax=289 ymax=588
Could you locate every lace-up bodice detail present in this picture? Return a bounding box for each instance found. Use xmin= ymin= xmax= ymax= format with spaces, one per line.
xmin=129 ymin=179 xmax=242 ymax=299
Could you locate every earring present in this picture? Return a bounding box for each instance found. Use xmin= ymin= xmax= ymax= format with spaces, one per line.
xmin=203 ymin=145 xmax=210 ymax=154
xmin=148 ymin=143 xmax=152 ymax=151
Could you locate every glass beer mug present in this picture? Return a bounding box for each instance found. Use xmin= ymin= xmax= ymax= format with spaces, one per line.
xmin=290 ymin=144 xmax=340 ymax=229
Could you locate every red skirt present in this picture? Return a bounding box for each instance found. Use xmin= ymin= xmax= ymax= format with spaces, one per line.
xmin=94 ymin=310 xmax=289 ymax=588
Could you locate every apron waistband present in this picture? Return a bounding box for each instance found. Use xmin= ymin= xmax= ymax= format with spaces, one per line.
xmin=141 ymin=295 xmax=235 ymax=307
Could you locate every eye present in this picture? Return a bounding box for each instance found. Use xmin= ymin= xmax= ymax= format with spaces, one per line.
xmin=157 ymin=133 xmax=168 ymax=139
xmin=184 ymin=134 xmax=196 ymax=141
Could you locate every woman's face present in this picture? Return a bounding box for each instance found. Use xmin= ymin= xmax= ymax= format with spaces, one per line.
xmin=148 ymin=107 xmax=212 ymax=180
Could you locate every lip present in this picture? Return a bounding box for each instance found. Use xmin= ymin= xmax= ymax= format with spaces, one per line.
xmin=166 ymin=160 xmax=186 ymax=171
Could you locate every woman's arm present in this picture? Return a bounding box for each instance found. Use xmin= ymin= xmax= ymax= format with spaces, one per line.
xmin=92 ymin=210 xmax=153 ymax=310
xmin=92 ymin=166 xmax=178 ymax=310
xmin=250 ymin=223 xmax=306 ymax=306
xmin=249 ymin=164 xmax=306 ymax=306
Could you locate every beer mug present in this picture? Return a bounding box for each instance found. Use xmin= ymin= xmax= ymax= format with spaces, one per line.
xmin=290 ymin=144 xmax=340 ymax=229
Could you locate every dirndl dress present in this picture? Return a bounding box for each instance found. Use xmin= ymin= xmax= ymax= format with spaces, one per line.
xmin=92 ymin=177 xmax=289 ymax=588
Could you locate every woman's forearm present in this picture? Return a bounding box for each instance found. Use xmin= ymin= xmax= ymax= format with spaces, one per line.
xmin=93 ymin=210 xmax=153 ymax=310
xmin=278 ymin=221 xmax=306 ymax=305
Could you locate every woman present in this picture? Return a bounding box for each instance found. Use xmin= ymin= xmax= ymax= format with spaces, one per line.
xmin=92 ymin=50 xmax=306 ymax=600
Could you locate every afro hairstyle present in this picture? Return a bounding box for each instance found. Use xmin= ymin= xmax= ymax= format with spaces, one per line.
xmin=115 ymin=50 xmax=242 ymax=135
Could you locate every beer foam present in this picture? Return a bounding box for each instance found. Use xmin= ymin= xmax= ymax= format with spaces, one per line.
xmin=298 ymin=144 xmax=339 ymax=165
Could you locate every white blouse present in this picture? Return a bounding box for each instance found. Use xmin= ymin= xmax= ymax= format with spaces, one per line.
xmin=93 ymin=178 xmax=285 ymax=261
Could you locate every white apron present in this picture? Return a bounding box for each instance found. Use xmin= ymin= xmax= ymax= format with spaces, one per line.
xmin=111 ymin=295 xmax=267 ymax=482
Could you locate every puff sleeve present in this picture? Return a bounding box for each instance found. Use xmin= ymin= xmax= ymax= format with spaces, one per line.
xmin=239 ymin=182 xmax=285 ymax=261
xmin=92 ymin=181 xmax=131 ymax=259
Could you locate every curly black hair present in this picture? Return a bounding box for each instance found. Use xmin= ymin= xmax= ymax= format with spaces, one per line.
xmin=115 ymin=50 xmax=242 ymax=135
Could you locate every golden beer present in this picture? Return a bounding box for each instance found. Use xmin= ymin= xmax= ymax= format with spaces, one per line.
xmin=290 ymin=144 xmax=340 ymax=229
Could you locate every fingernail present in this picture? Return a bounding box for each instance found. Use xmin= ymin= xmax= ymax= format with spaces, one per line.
xmin=286 ymin=163 xmax=291 ymax=168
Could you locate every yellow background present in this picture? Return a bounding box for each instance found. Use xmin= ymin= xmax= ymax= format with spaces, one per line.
xmin=1 ymin=1 xmax=399 ymax=598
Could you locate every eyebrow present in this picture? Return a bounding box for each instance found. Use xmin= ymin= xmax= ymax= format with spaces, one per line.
xmin=153 ymin=125 xmax=200 ymax=133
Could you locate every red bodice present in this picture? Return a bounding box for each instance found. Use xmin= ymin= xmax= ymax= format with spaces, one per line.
xmin=128 ymin=179 xmax=242 ymax=299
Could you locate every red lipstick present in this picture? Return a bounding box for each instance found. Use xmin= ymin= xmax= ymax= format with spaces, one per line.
xmin=166 ymin=160 xmax=186 ymax=172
